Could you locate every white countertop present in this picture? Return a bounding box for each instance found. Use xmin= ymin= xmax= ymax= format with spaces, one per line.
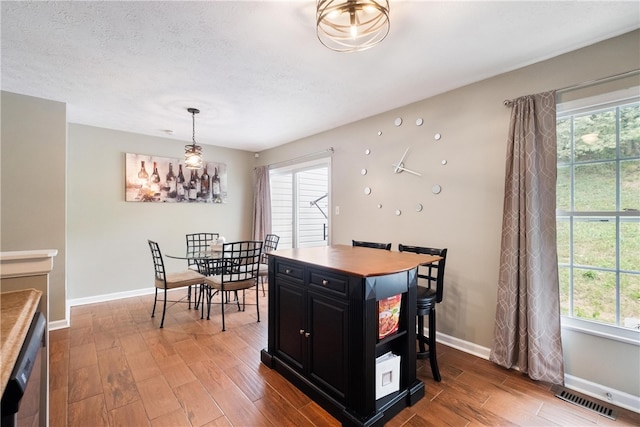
xmin=0 ymin=249 xmax=58 ymax=279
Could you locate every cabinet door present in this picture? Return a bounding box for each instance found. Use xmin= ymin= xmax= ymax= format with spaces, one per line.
xmin=276 ymin=281 xmax=305 ymax=371
xmin=307 ymin=290 xmax=348 ymax=400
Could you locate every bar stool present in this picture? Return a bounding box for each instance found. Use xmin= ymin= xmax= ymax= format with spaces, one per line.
xmin=352 ymin=240 xmax=392 ymax=250
xmin=398 ymin=244 xmax=447 ymax=382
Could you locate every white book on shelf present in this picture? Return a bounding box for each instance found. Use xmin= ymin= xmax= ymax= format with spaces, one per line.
xmin=375 ymin=352 xmax=401 ymax=399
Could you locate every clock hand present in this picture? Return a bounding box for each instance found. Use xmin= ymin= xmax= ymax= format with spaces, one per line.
xmin=391 ymin=164 xmax=422 ymax=176
xmin=394 ymin=147 xmax=410 ymax=174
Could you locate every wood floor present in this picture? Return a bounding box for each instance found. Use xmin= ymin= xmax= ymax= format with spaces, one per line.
xmin=49 ymin=288 xmax=640 ymax=426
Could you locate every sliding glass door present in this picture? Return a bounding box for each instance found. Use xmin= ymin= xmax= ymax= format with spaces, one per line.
xmin=270 ymin=158 xmax=330 ymax=249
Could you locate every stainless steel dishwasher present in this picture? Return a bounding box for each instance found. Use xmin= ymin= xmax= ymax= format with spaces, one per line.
xmin=1 ymin=312 xmax=46 ymax=427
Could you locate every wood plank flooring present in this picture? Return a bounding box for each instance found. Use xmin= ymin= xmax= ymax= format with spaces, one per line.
xmin=49 ymin=288 xmax=640 ymax=426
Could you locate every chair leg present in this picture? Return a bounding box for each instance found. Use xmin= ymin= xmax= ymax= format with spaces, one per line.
xmin=428 ymin=308 xmax=441 ymax=382
xmin=221 ymin=289 xmax=226 ymax=331
xmin=256 ymin=286 xmax=260 ymax=323
xmin=193 ymin=284 xmax=201 ymax=310
xmin=187 ymin=285 xmax=192 ymax=310
xmin=160 ymin=287 xmax=168 ymax=328
xmin=417 ymin=314 xmax=427 ymax=355
xmin=151 ymin=288 xmax=158 ymax=318
xmin=199 ymin=285 xmax=206 ymax=319
xmin=261 ymin=276 xmax=266 ymax=296
xmin=206 ymin=288 xmax=212 ymax=320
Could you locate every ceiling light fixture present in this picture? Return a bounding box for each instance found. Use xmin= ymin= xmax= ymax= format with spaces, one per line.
xmin=184 ymin=107 xmax=203 ymax=170
xmin=316 ymin=0 xmax=390 ymax=53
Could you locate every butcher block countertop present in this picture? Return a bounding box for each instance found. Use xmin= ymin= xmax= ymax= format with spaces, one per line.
xmin=0 ymin=288 xmax=42 ymax=395
xmin=270 ymin=244 xmax=441 ymax=277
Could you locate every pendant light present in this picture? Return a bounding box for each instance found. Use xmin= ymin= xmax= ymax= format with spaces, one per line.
xmin=184 ymin=107 xmax=203 ymax=170
xmin=316 ymin=0 xmax=390 ymax=53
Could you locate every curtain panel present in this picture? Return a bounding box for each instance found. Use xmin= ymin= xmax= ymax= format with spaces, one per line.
xmin=252 ymin=166 xmax=272 ymax=242
xmin=490 ymin=91 xmax=565 ymax=385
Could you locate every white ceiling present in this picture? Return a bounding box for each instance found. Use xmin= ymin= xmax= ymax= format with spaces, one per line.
xmin=2 ymin=1 xmax=638 ymax=152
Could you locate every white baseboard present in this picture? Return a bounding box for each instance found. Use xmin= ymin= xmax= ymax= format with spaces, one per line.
xmin=435 ymin=330 xmax=492 ymax=359
xmin=49 ymin=287 xmax=155 ymax=330
xmin=67 ymin=286 xmax=156 ymax=307
xmin=429 ymin=329 xmax=639 ymax=414
xmin=564 ymin=374 xmax=640 ymax=414
xmin=48 ymin=319 xmax=69 ymax=331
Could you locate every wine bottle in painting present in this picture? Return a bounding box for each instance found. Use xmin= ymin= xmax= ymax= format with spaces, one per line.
xmin=150 ymin=161 xmax=161 ymax=197
xmin=212 ymin=167 xmax=221 ymax=203
xmin=176 ymin=164 xmax=186 ymax=201
xmin=200 ymin=166 xmax=210 ymax=201
xmin=194 ymin=169 xmax=201 ymax=198
xmin=188 ymin=170 xmax=198 ymax=201
xmin=165 ymin=163 xmax=176 ymax=199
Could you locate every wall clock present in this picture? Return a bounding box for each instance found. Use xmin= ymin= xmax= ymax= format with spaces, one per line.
xmin=359 ymin=120 xmax=445 ymax=217
xmin=392 ymin=147 xmax=422 ymax=176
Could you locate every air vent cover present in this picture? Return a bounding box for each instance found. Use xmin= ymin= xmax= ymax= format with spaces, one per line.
xmin=555 ymin=387 xmax=617 ymax=420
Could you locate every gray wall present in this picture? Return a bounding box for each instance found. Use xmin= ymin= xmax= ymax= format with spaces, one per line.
xmin=66 ymin=124 xmax=255 ymax=300
xmin=1 ymin=91 xmax=67 ymax=322
xmin=256 ymin=31 xmax=640 ymax=399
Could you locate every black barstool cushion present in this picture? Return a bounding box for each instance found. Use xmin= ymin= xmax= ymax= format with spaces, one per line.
xmin=416 ymin=286 xmax=437 ymax=314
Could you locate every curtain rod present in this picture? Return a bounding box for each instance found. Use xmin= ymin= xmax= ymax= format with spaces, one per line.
xmin=267 ymin=147 xmax=334 ymax=169
xmin=503 ymin=69 xmax=640 ymax=106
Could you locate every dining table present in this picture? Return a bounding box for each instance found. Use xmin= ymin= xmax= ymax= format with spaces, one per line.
xmin=166 ymin=244 xmax=224 ymax=275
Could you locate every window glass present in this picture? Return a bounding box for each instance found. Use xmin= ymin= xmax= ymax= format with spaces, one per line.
xmin=556 ymin=117 xmax=572 ymax=163
xmin=574 ymin=162 xmax=616 ymax=211
xmin=620 ymin=273 xmax=640 ymax=329
xmin=556 ymin=165 xmax=571 ymax=211
xmin=572 ymin=269 xmax=617 ymax=324
xmin=557 ymin=90 xmax=640 ymax=332
xmin=558 ymin=266 xmax=570 ymax=317
xmin=620 ymin=220 xmax=640 ymax=271
xmin=620 ymin=103 xmax=640 ymax=159
xmin=621 ymin=159 xmax=640 ymax=211
xmin=556 ymin=218 xmax=570 ymax=264
xmin=573 ymin=109 xmax=617 ymax=162
xmin=573 ymin=220 xmax=616 ymax=269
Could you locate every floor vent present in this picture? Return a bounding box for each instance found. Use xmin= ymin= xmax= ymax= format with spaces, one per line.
xmin=554 ymin=388 xmax=617 ymax=420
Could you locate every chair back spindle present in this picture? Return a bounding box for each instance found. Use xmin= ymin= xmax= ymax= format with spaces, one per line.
xmin=352 ymin=240 xmax=392 ymax=250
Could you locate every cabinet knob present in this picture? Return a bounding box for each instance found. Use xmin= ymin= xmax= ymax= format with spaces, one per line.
xmin=304 ymin=332 xmax=311 ymax=338
xmin=299 ymin=329 xmax=305 ymax=335
xmin=322 ymin=279 xmax=329 ymax=286
xmin=286 ymin=269 xmax=292 ymax=274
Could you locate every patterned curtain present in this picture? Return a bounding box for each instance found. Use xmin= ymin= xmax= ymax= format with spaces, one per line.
xmin=489 ymin=91 xmax=564 ymax=385
xmin=252 ymin=166 xmax=272 ymax=241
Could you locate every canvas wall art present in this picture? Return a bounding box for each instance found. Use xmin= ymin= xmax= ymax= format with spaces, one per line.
xmin=125 ymin=153 xmax=227 ymax=203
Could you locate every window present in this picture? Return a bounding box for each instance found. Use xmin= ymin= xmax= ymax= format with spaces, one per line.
xmin=556 ymin=86 xmax=640 ymax=335
xmin=270 ymin=158 xmax=330 ymax=249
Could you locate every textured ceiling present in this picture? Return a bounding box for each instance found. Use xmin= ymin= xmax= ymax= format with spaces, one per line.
xmin=1 ymin=1 xmax=638 ymax=152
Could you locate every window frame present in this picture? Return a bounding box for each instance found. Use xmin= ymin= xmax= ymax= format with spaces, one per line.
xmin=269 ymin=157 xmax=331 ymax=249
xmin=556 ymin=92 xmax=640 ymax=345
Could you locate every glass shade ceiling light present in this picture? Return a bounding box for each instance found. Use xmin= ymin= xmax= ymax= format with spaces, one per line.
xmin=316 ymin=0 xmax=390 ymax=53
xmin=184 ymin=107 xmax=203 ymax=170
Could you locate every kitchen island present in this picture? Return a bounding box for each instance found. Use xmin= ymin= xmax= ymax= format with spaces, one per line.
xmin=261 ymin=245 xmax=441 ymax=427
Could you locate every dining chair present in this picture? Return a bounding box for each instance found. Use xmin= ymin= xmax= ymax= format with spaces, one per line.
xmin=352 ymin=240 xmax=392 ymax=250
xmin=185 ymin=232 xmax=220 ymax=309
xmin=258 ymin=234 xmax=280 ymax=295
xmin=398 ymin=243 xmax=448 ymax=381
xmin=205 ymin=240 xmax=263 ymax=331
xmin=148 ymin=240 xmax=214 ymax=328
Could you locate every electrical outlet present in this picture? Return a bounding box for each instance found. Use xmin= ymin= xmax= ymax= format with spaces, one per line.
xmin=605 ymin=392 xmax=613 ymax=401
xmin=335 ymin=206 xmax=340 ymax=215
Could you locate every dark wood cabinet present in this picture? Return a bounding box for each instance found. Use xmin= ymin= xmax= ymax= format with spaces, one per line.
xmin=261 ymin=245 xmax=440 ymax=427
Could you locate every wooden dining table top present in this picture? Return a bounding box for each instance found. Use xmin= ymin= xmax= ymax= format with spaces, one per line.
xmin=269 ymin=244 xmax=441 ymax=277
